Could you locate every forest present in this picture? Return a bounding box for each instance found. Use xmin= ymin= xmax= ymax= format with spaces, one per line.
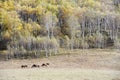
xmin=0 ymin=0 xmax=120 ymax=59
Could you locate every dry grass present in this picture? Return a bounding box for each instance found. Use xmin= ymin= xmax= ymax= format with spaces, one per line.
xmin=0 ymin=49 xmax=120 ymax=70
xmin=0 ymin=68 xmax=120 ymax=80
xmin=0 ymin=49 xmax=120 ymax=80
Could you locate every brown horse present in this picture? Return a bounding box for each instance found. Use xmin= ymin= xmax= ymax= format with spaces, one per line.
xmin=46 ymin=63 xmax=50 ymax=65
xmin=21 ymin=65 xmax=28 ymax=68
xmin=41 ymin=63 xmax=47 ymax=67
xmin=31 ymin=64 xmax=40 ymax=68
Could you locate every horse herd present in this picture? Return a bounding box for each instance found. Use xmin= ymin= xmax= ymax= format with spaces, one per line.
xmin=21 ymin=63 xmax=50 ymax=68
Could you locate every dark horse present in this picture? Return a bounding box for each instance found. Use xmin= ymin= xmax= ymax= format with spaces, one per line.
xmin=21 ymin=65 xmax=28 ymax=68
xmin=46 ymin=63 xmax=50 ymax=65
xmin=41 ymin=63 xmax=49 ymax=67
xmin=31 ymin=64 xmax=40 ymax=68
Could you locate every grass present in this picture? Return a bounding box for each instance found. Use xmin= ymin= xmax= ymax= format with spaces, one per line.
xmin=57 ymin=48 xmax=119 ymax=56
xmin=0 ymin=68 xmax=120 ymax=80
xmin=0 ymin=48 xmax=119 ymax=60
xmin=0 ymin=49 xmax=120 ymax=80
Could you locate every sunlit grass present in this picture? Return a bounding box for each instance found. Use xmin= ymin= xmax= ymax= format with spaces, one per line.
xmin=57 ymin=48 xmax=119 ymax=55
xmin=0 ymin=68 xmax=119 ymax=80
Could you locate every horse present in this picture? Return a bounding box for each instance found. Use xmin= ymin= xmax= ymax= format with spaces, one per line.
xmin=21 ymin=65 xmax=28 ymax=68
xmin=31 ymin=64 xmax=40 ymax=68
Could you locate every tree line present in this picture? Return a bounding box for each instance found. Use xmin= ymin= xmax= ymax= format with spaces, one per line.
xmin=0 ymin=0 xmax=120 ymax=59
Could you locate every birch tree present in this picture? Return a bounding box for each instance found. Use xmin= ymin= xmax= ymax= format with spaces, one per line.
xmin=67 ymin=14 xmax=79 ymax=50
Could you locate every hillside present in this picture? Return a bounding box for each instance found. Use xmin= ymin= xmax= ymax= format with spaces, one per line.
xmin=0 ymin=0 xmax=120 ymax=58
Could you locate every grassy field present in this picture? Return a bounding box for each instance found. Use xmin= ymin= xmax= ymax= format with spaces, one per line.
xmin=0 ymin=49 xmax=120 ymax=80
xmin=0 ymin=68 xmax=120 ymax=80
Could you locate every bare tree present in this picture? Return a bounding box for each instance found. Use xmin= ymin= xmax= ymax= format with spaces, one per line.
xmin=67 ymin=14 xmax=79 ymax=50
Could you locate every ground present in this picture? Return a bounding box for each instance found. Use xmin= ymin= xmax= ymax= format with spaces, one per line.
xmin=0 ymin=68 xmax=120 ymax=80
xmin=0 ymin=49 xmax=120 ymax=80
